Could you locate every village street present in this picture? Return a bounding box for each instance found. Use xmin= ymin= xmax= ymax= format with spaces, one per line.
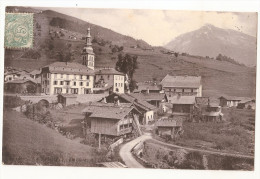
xmin=119 ymin=133 xmax=152 ymax=168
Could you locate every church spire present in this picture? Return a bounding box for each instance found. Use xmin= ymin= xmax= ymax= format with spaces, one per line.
xmin=82 ymin=27 xmax=95 ymax=70
xmin=86 ymin=27 xmax=92 ymax=47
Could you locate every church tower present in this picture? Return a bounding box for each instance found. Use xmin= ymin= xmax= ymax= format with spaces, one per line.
xmin=82 ymin=28 xmax=95 ymax=70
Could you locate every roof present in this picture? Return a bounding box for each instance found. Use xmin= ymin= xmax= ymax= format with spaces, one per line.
xmin=238 ymin=98 xmax=255 ymax=104
xmin=43 ymin=62 xmax=95 ymax=75
xmin=108 ymin=93 xmax=157 ymax=111
xmin=167 ymin=95 xmax=196 ymax=104
xmin=136 ymin=83 xmax=161 ymax=91
xmin=195 ymin=97 xmax=209 ymax=105
xmin=82 ymin=103 xmax=135 ymax=120
xmin=203 ymin=111 xmax=223 ymax=117
xmin=94 ymin=68 xmax=124 ymax=75
xmin=58 ymin=94 xmax=77 ymax=98
xmin=30 ymin=69 xmax=41 ymax=75
xmin=128 ymin=93 xmax=165 ymax=101
xmin=161 ymin=74 xmax=201 ymax=88
xmin=219 ymin=96 xmax=242 ymax=101
xmin=5 ymin=79 xmax=36 ymax=84
xmin=156 ymin=118 xmax=182 ymax=127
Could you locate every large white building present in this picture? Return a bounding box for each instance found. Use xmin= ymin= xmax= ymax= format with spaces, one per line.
xmin=41 ymin=28 xmax=125 ymax=95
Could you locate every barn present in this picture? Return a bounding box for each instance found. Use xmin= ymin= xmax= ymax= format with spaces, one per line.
xmin=82 ymin=102 xmax=141 ymax=137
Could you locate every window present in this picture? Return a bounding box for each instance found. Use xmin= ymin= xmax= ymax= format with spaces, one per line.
xmin=80 ymin=82 xmax=83 ymax=86
xmin=86 ymin=82 xmax=89 ymax=86
xmin=74 ymin=82 xmax=76 ymax=86
xmin=115 ymin=83 xmax=117 ymax=87
xmin=108 ymin=75 xmax=110 ymax=79
xmin=66 ymin=89 xmax=69 ymax=93
xmin=66 ymin=81 xmax=70 ymax=85
xmin=191 ymin=89 xmax=194 ymax=93
xmin=86 ymin=75 xmax=89 ymax=80
xmin=61 ymin=74 xmax=63 ymax=78
xmin=54 ymin=81 xmax=57 ymax=85
xmin=47 ymin=73 xmax=49 ymax=78
xmin=182 ymin=89 xmax=184 ymax=92
xmin=80 ymin=75 xmax=83 ymax=79
xmin=60 ymin=81 xmax=64 ymax=85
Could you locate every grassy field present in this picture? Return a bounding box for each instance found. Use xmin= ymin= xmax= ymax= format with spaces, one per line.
xmin=142 ymin=139 xmax=254 ymax=170
xmin=170 ymin=108 xmax=255 ymax=155
xmin=2 ymin=109 xmax=107 ymax=166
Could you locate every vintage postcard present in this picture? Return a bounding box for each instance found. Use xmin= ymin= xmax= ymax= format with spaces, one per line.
xmin=1 ymin=3 xmax=258 ymax=176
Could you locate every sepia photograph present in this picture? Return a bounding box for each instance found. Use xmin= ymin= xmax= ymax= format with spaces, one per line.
xmin=1 ymin=2 xmax=258 ymax=174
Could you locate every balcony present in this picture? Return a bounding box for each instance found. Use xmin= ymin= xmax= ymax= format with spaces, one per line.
xmin=117 ymin=127 xmax=132 ymax=136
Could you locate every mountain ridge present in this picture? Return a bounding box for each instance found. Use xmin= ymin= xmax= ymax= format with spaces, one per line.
xmin=165 ymin=24 xmax=257 ymax=66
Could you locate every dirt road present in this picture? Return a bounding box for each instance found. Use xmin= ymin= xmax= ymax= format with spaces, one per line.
xmin=119 ymin=134 xmax=152 ymax=168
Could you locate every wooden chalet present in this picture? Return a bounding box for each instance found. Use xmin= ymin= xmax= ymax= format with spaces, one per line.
xmin=105 ymin=93 xmax=157 ymax=125
xmin=219 ymin=96 xmax=242 ymax=107
xmin=237 ymin=98 xmax=255 ymax=110
xmin=133 ymin=82 xmax=162 ymax=94
xmin=128 ymin=93 xmax=166 ymax=108
xmin=156 ymin=116 xmax=183 ymax=140
xmin=4 ymin=79 xmax=37 ymax=94
xmin=165 ymin=94 xmax=196 ymax=121
xmin=82 ymin=102 xmax=141 ymax=137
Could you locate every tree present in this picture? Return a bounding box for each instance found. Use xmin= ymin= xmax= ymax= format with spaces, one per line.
xmin=27 ymin=84 xmax=36 ymax=93
xmin=174 ymin=52 xmax=179 ymax=58
xmin=116 ymin=54 xmax=138 ymax=92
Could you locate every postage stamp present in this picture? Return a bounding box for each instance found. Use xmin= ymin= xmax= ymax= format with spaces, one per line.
xmin=4 ymin=13 xmax=33 ymax=48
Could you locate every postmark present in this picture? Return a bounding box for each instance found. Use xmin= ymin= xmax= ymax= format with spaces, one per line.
xmin=4 ymin=13 xmax=34 ymax=48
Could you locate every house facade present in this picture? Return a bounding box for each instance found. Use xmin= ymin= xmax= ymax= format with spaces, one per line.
xmin=161 ymin=74 xmax=202 ymax=97
xmin=219 ymin=96 xmax=241 ymax=107
xmin=5 ymin=79 xmax=37 ymax=94
xmin=41 ymin=62 xmax=95 ymax=95
xmin=83 ymin=103 xmax=140 ymax=136
xmin=156 ymin=116 xmax=183 ymax=140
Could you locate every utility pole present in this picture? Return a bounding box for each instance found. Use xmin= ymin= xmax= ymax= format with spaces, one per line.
xmin=98 ymin=133 xmax=101 ymax=151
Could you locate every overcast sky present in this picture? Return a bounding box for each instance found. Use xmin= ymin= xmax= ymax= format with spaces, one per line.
xmin=41 ymin=7 xmax=257 ymax=46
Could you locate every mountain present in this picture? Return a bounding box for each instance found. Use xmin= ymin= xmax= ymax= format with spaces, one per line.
xmin=164 ymin=24 xmax=257 ymax=66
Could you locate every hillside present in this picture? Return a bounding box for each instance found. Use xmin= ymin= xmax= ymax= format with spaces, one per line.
xmin=4 ymin=7 xmax=256 ymax=98
xmin=2 ymin=110 xmax=103 ymax=166
xmin=165 ymin=24 xmax=257 ymax=66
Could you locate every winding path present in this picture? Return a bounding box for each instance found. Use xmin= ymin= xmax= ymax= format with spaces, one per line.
xmin=119 ymin=134 xmax=152 ymax=168
xmin=119 ymin=133 xmax=253 ymax=168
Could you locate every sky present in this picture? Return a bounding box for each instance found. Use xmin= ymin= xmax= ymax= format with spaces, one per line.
xmin=41 ymin=7 xmax=257 ymax=46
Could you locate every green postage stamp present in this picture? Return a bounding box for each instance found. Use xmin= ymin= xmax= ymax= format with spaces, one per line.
xmin=4 ymin=13 xmax=34 ymax=48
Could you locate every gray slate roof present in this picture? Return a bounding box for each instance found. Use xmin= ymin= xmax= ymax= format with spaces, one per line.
xmin=161 ymin=74 xmax=201 ymax=88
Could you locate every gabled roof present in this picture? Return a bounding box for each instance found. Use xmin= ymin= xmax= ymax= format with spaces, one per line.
xmin=167 ymin=95 xmax=196 ymax=104
xmin=107 ymin=93 xmax=157 ymax=111
xmin=94 ymin=68 xmax=124 ymax=75
xmin=128 ymin=93 xmax=165 ymax=101
xmin=156 ymin=118 xmax=182 ymax=127
xmin=219 ymin=96 xmax=243 ymax=101
xmin=43 ymin=62 xmax=95 ymax=75
xmin=5 ymin=79 xmax=36 ymax=84
xmin=30 ymin=69 xmax=41 ymax=75
xmin=161 ymin=74 xmax=201 ymax=88
xmin=136 ymin=82 xmax=161 ymax=91
xmin=82 ymin=103 xmax=135 ymax=120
